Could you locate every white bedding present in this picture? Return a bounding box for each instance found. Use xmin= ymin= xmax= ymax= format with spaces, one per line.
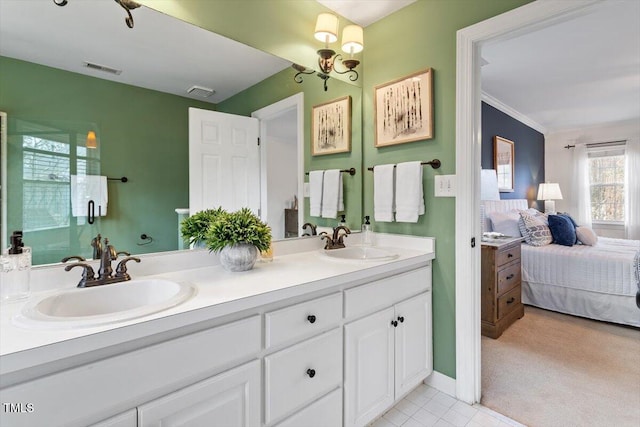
xmin=521 ymin=237 xmax=639 ymax=297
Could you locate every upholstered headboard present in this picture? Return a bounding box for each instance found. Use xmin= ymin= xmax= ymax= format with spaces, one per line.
xmin=480 ymin=199 xmax=529 ymax=233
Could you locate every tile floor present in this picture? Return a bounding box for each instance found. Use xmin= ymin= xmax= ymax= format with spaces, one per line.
xmin=369 ymin=384 xmax=526 ymax=427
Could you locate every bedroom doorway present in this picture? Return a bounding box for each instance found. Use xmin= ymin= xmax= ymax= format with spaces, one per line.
xmin=454 ymin=0 xmax=604 ymax=404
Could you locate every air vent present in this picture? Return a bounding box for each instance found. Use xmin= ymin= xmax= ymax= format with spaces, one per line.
xmin=187 ymin=85 xmax=215 ymax=98
xmin=83 ymin=61 xmax=122 ymax=75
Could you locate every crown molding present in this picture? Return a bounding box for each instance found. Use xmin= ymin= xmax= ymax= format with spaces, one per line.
xmin=481 ymin=91 xmax=547 ymax=135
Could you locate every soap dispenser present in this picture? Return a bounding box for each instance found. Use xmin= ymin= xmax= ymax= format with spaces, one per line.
xmin=0 ymin=231 xmax=31 ymax=302
xmin=361 ymin=216 xmax=374 ymax=247
xmin=339 ymin=214 xmax=347 ymax=227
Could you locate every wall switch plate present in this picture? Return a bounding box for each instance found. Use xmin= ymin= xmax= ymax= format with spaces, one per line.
xmin=303 ymin=182 xmax=310 ymax=197
xmin=434 ymin=175 xmax=456 ymax=197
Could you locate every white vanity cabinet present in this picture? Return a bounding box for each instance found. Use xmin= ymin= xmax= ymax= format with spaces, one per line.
xmin=90 ymin=410 xmax=137 ymax=427
xmin=344 ymin=268 xmax=433 ymax=427
xmin=137 ymin=360 xmax=261 ymax=427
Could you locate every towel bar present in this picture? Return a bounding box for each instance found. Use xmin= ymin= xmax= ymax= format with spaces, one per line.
xmin=367 ymin=159 xmax=441 ymax=171
xmin=107 ymin=177 xmax=128 ymax=182
xmin=305 ymin=168 xmax=356 ymax=176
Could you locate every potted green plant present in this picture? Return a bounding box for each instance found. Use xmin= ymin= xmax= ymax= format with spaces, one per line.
xmin=205 ymin=208 xmax=272 ymax=272
xmin=180 ymin=207 xmax=225 ymax=247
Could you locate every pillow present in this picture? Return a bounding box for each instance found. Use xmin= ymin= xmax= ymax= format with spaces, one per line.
xmin=576 ymin=226 xmax=598 ymax=246
xmin=518 ymin=210 xmax=549 ymax=238
xmin=558 ymin=213 xmax=579 ymax=243
xmin=488 ymin=210 xmax=521 ymax=237
xmin=548 ymin=215 xmax=576 ymax=246
xmin=519 ymin=212 xmax=553 ymax=246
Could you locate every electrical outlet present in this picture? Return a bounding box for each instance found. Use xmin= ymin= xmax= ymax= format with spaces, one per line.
xmin=434 ymin=175 xmax=456 ymax=197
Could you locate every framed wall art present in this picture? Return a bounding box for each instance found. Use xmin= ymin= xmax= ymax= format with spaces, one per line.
xmin=493 ymin=135 xmax=515 ymax=192
xmin=374 ymin=68 xmax=433 ymax=147
xmin=311 ymin=95 xmax=351 ymax=156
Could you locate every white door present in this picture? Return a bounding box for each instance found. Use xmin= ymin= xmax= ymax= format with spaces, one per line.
xmin=394 ymin=292 xmax=433 ymax=398
xmin=344 ymin=307 xmax=395 ymax=427
xmin=138 ymin=360 xmax=261 ymax=427
xmin=90 ymin=410 xmax=137 ymax=427
xmin=189 ymin=108 xmax=260 ymax=215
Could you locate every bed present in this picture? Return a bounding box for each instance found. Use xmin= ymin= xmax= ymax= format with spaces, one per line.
xmin=481 ymin=199 xmax=640 ymax=327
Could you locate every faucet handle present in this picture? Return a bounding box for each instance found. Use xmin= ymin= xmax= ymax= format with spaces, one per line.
xmin=61 ymin=255 xmax=86 ymax=263
xmin=115 ymin=256 xmax=141 ymax=280
xmin=64 ymin=263 xmax=96 ymax=288
xmin=116 ymin=251 xmax=131 ymax=257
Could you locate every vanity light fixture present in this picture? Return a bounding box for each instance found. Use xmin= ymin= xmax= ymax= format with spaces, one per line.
xmin=86 ymin=131 xmax=98 ymax=149
xmin=53 ymin=0 xmax=141 ymax=29
xmin=293 ymin=13 xmax=364 ymax=91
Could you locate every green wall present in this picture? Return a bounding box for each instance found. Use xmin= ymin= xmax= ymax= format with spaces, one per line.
xmin=361 ymin=0 xmax=531 ymax=377
xmin=217 ymin=68 xmax=363 ymax=229
xmin=0 ymin=56 xmax=215 ymax=264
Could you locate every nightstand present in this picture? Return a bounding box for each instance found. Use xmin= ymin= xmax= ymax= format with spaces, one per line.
xmin=481 ymin=237 xmax=524 ymax=338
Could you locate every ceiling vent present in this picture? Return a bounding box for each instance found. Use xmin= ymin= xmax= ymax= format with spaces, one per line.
xmin=83 ymin=61 xmax=122 ymax=75
xmin=187 ymin=85 xmax=215 ymax=98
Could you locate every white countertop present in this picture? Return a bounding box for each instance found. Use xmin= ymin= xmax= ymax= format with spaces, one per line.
xmin=0 ymin=233 xmax=434 ymax=379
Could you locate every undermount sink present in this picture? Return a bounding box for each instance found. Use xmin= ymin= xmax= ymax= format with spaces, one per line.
xmin=13 ymin=279 xmax=196 ymax=329
xmin=322 ymin=246 xmax=399 ymax=261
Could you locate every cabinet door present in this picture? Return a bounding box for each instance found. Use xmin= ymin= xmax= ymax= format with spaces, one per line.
xmin=394 ymin=292 xmax=433 ymax=398
xmin=344 ymin=307 xmax=395 ymax=427
xmin=138 ymin=360 xmax=260 ymax=427
xmin=90 ymin=410 xmax=137 ymax=427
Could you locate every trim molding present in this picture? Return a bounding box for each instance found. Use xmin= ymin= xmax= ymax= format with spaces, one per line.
xmin=455 ymin=0 xmax=600 ymax=405
xmin=481 ymin=91 xmax=547 ymax=135
xmin=424 ymin=371 xmax=456 ymax=398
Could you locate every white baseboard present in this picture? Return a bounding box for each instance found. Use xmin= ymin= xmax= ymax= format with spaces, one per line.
xmin=424 ymin=371 xmax=456 ymax=397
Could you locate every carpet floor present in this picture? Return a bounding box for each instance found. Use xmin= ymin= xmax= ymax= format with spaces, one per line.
xmin=481 ymin=306 xmax=640 ymax=427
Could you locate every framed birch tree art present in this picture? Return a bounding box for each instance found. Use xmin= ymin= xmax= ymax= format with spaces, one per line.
xmin=374 ymin=68 xmax=433 ymax=147
xmin=311 ymin=95 xmax=352 ymax=156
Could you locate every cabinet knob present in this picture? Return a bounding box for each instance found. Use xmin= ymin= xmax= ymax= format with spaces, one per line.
xmin=307 ymin=315 xmax=316 ymax=324
xmin=397 ymin=316 xmax=405 ymax=323
xmin=306 ymin=368 xmax=316 ymax=378
xmin=507 ymin=253 xmax=514 ymax=258
xmin=391 ymin=320 xmax=398 ymax=327
xmin=506 ymin=274 xmax=514 ymax=280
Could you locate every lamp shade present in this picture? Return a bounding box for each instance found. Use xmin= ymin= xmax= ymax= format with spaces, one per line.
xmin=537 ymin=183 xmax=563 ymax=200
xmin=481 ymin=169 xmax=500 ymax=201
xmin=341 ymin=24 xmax=363 ymax=54
xmin=86 ymin=130 xmax=98 ymax=149
xmin=314 ymin=13 xmax=338 ymax=43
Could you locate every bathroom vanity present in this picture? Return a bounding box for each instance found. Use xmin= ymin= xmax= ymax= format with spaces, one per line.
xmin=0 ymin=233 xmax=435 ymax=427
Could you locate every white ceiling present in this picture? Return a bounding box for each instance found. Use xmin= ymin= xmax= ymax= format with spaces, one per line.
xmin=316 ymin=0 xmax=417 ymax=27
xmin=481 ymin=0 xmax=640 ymax=133
xmin=0 ymin=0 xmax=291 ymax=104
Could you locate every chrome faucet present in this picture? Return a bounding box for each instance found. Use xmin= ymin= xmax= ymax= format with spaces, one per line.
xmin=320 ymin=225 xmax=351 ymax=250
xmin=63 ymin=238 xmax=140 ymax=288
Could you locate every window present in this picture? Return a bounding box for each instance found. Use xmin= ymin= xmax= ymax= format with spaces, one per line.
xmin=587 ymin=145 xmax=625 ymax=223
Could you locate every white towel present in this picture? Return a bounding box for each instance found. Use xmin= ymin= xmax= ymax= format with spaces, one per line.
xmin=309 ymin=170 xmax=324 ymax=217
xmin=321 ymin=169 xmax=343 ymax=218
xmin=395 ymin=162 xmax=424 ymax=223
xmin=374 ymin=164 xmax=395 ymax=222
xmin=71 ymin=175 xmax=108 ymax=217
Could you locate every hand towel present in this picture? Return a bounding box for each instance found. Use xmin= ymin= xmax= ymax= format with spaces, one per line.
xmin=71 ymin=175 xmax=108 ymax=217
xmin=309 ymin=170 xmax=324 ymax=217
xmin=374 ymin=164 xmax=395 ymax=222
xmin=395 ymin=161 xmax=424 ymax=223
xmin=321 ymin=169 xmax=343 ymax=218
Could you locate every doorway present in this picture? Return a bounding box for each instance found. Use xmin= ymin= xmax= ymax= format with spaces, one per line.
xmin=454 ymin=0 xmax=601 ymax=404
xmin=252 ymin=93 xmax=304 ymax=240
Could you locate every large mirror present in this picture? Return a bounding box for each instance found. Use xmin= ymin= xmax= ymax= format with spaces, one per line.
xmin=0 ymin=0 xmax=363 ymax=265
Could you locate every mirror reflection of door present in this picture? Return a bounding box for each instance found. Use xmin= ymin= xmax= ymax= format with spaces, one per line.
xmin=493 ymin=136 xmax=514 ymax=192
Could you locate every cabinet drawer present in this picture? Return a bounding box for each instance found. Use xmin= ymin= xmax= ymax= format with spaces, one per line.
xmin=497 ymin=285 xmax=522 ymax=319
xmin=496 ymin=262 xmax=521 ymax=295
xmin=264 ymin=328 xmax=342 ymax=424
xmin=495 ymin=243 xmax=520 ymax=267
xmin=265 ymin=292 xmax=342 ymax=350
xmin=344 ymin=267 xmax=431 ymax=320
xmin=497 ymin=262 xmax=521 ymax=295
xmin=274 ymin=388 xmax=342 ymax=427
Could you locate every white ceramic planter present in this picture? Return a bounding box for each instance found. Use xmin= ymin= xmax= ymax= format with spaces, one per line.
xmin=219 ymin=243 xmax=258 ymax=272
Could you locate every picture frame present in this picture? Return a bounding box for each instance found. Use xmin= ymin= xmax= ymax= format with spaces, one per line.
xmin=311 ymin=95 xmax=351 ymax=156
xmin=493 ymin=136 xmax=515 ymax=192
xmin=374 ymin=68 xmax=433 ymax=147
